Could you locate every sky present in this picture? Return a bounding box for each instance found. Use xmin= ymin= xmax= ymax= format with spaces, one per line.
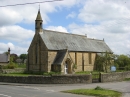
xmin=0 ymin=0 xmax=130 ymax=55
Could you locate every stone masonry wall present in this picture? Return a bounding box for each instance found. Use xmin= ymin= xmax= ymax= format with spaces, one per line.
xmin=0 ymin=63 xmax=8 ymax=66
xmin=76 ymin=52 xmax=82 ymax=72
xmin=27 ymin=34 xmax=48 ymax=72
xmin=100 ymin=71 xmax=130 ymax=82
xmin=48 ymin=51 xmax=57 ymax=72
xmin=2 ymin=68 xmax=25 ymax=74
xmin=75 ymin=52 xmax=96 ymax=72
xmin=0 ymin=74 xmax=92 ymax=84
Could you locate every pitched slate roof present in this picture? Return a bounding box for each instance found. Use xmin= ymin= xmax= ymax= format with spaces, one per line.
xmin=53 ymin=50 xmax=67 ymax=65
xmin=39 ymin=29 xmax=112 ymax=53
xmin=0 ymin=54 xmax=8 ymax=63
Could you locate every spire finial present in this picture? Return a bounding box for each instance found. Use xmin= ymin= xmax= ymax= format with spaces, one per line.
xmin=36 ymin=5 xmax=42 ymax=20
xmin=39 ymin=4 xmax=40 ymax=11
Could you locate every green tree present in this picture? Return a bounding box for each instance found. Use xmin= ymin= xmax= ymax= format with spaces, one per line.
xmin=115 ymin=54 xmax=130 ymax=70
xmin=3 ymin=52 xmax=8 ymax=55
xmin=95 ymin=52 xmax=114 ymax=73
xmin=7 ymin=57 xmax=18 ymax=69
xmin=19 ymin=54 xmax=27 ymax=60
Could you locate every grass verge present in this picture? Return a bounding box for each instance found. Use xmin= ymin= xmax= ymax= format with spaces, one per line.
xmin=0 ymin=71 xmax=61 ymax=76
xmin=0 ymin=73 xmax=30 ymax=76
xmin=62 ymin=86 xmax=122 ymax=97
xmin=124 ymin=78 xmax=130 ymax=81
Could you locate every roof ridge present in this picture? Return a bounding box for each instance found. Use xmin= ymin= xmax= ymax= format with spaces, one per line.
xmin=43 ymin=29 xmax=86 ymax=37
xmin=87 ymin=38 xmax=104 ymax=41
xmin=40 ymin=29 xmax=112 ymax=53
xmin=43 ymin=29 xmax=105 ymax=41
xmin=0 ymin=53 xmax=6 ymax=55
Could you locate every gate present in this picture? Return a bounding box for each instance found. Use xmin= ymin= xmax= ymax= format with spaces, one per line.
xmin=92 ymin=72 xmax=101 ymax=83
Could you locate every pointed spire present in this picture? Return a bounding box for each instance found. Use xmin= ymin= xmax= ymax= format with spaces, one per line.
xmin=36 ymin=9 xmax=42 ymax=21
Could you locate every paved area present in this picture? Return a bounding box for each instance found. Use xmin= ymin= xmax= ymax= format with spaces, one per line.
xmin=0 ymin=81 xmax=130 ymax=97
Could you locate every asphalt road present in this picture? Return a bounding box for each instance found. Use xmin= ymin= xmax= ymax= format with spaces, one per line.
xmin=0 ymin=81 xmax=130 ymax=97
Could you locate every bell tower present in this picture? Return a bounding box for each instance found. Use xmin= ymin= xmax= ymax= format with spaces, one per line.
xmin=35 ymin=9 xmax=43 ymax=33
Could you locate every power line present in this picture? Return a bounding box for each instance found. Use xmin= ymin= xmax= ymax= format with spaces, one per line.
xmin=0 ymin=0 xmax=63 ymax=7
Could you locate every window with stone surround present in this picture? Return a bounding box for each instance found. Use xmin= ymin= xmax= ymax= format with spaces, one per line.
xmin=35 ymin=43 xmax=38 ymax=64
xmin=89 ymin=53 xmax=92 ymax=64
xmin=75 ymin=52 xmax=77 ymax=65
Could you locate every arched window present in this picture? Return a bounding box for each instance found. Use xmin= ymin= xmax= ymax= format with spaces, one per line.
xmin=89 ymin=53 xmax=92 ymax=64
xmin=36 ymin=23 xmax=37 ymax=28
xmin=40 ymin=23 xmax=42 ymax=28
xmin=65 ymin=58 xmax=72 ymax=74
xmin=35 ymin=43 xmax=38 ymax=64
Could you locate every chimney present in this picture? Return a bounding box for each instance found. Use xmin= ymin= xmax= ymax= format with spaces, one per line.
xmin=8 ymin=48 xmax=10 ymax=62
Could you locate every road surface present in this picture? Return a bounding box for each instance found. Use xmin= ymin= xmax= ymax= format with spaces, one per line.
xmin=0 ymin=81 xmax=129 ymax=97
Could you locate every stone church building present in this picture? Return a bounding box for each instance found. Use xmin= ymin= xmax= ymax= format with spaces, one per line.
xmin=26 ymin=10 xmax=112 ymax=74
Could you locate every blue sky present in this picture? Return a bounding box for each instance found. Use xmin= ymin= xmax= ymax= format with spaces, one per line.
xmin=0 ymin=0 xmax=130 ymax=55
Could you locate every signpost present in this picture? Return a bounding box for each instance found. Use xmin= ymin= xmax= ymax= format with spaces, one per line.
xmin=111 ymin=66 xmax=116 ymax=72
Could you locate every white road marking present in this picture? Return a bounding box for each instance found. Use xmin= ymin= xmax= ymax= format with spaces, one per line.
xmin=16 ymin=86 xmax=40 ymax=90
xmin=46 ymin=90 xmax=55 ymax=93
xmin=0 ymin=94 xmax=11 ymax=97
xmin=24 ymin=86 xmax=40 ymax=90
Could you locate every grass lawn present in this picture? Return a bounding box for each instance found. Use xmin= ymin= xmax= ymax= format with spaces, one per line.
xmin=75 ymin=71 xmax=101 ymax=74
xmin=0 ymin=73 xmax=30 ymax=76
xmin=0 ymin=71 xmax=60 ymax=76
xmin=62 ymin=86 xmax=122 ymax=97
xmin=0 ymin=73 xmax=50 ymax=76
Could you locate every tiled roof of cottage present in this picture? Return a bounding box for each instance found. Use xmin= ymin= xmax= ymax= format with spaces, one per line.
xmin=40 ymin=29 xmax=113 ymax=53
xmin=0 ymin=54 xmax=8 ymax=63
xmin=16 ymin=59 xmax=23 ymax=63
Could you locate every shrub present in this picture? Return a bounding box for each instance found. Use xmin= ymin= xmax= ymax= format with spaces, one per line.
xmin=7 ymin=63 xmax=18 ymax=69
xmin=95 ymin=86 xmax=104 ymax=90
xmin=17 ymin=63 xmax=26 ymax=68
xmin=2 ymin=63 xmax=18 ymax=69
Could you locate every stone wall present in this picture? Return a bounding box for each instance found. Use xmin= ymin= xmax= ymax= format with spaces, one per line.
xmin=0 ymin=74 xmax=92 ymax=84
xmin=0 ymin=71 xmax=130 ymax=84
xmin=48 ymin=51 xmax=57 ymax=72
xmin=0 ymin=63 xmax=8 ymax=66
xmin=27 ymin=34 xmax=48 ymax=72
xmin=75 ymin=52 xmax=96 ymax=72
xmin=100 ymin=71 xmax=130 ymax=82
xmin=2 ymin=68 xmax=25 ymax=74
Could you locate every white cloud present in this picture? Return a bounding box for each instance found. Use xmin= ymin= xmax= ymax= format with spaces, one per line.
xmin=0 ymin=25 xmax=34 ymax=41
xmin=78 ymin=0 xmax=130 ymax=23
xmin=7 ymin=42 xmax=15 ymax=50
xmin=0 ymin=43 xmax=9 ymax=53
xmin=0 ymin=0 xmax=130 ymax=55
xmin=65 ymin=0 xmax=130 ymax=55
xmin=46 ymin=26 xmax=68 ymax=33
xmin=68 ymin=22 xmax=130 ymax=54
xmin=0 ymin=8 xmax=22 ymax=26
xmin=0 ymin=25 xmax=34 ymax=55
xmin=66 ymin=12 xmax=76 ymax=19
xmin=0 ymin=0 xmax=80 ymax=55
xmin=0 ymin=0 xmax=80 ymax=26
xmin=0 ymin=42 xmax=28 ymax=55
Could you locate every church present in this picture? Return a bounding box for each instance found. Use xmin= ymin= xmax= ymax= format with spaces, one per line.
xmin=26 ymin=10 xmax=112 ymax=74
